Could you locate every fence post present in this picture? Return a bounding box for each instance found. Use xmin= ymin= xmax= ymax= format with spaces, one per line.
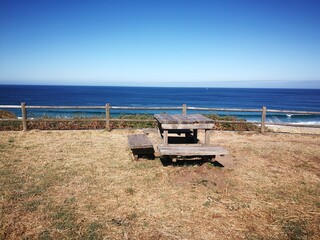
xmin=261 ymin=106 xmax=266 ymax=133
xmin=182 ymin=104 xmax=187 ymax=115
xmin=21 ymin=102 xmax=27 ymax=131
xmin=105 ymin=103 xmax=110 ymax=131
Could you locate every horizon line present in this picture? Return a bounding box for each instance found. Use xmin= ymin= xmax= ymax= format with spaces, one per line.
xmin=1 ymin=83 xmax=320 ymax=90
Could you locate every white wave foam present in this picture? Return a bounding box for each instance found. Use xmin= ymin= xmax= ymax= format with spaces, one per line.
xmin=17 ymin=116 xmax=34 ymax=120
xmin=291 ymin=121 xmax=320 ymax=126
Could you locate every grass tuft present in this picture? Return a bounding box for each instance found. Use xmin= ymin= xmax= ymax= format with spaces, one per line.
xmin=25 ymin=200 xmax=41 ymax=212
xmin=82 ymin=222 xmax=103 ymax=240
xmin=282 ymin=220 xmax=312 ymax=240
xmin=125 ymin=187 xmax=135 ymax=195
xmin=38 ymin=230 xmax=53 ymax=240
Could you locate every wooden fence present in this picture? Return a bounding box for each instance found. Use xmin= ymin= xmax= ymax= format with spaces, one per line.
xmin=1 ymin=103 xmax=320 ymax=133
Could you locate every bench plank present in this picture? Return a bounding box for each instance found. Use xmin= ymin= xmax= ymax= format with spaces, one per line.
xmin=161 ymin=123 xmax=215 ymax=130
xmin=154 ymin=114 xmax=214 ymax=124
xmin=158 ymin=145 xmax=228 ymax=156
xmin=159 ymin=129 xmax=193 ymax=134
xmin=127 ymin=134 xmax=153 ymax=149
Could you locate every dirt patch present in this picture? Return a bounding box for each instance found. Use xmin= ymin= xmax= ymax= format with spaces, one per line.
xmin=310 ymin=156 xmax=320 ymax=164
xmin=215 ymin=155 xmax=237 ymax=169
xmin=170 ymin=163 xmax=228 ymax=192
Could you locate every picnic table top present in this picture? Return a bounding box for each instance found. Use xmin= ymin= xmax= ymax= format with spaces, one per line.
xmin=154 ymin=113 xmax=214 ymax=124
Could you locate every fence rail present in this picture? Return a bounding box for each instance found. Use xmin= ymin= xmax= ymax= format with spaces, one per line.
xmin=25 ymin=106 xmax=105 ymax=109
xmin=1 ymin=103 xmax=320 ymax=132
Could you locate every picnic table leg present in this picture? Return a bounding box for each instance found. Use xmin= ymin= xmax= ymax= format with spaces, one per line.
xmin=163 ymin=130 xmax=168 ymax=146
xmin=157 ymin=122 xmax=163 ymax=137
xmin=204 ymin=129 xmax=210 ymax=146
xmin=170 ymin=156 xmax=177 ymax=163
xmin=132 ymin=153 xmax=139 ymax=161
xmin=193 ymin=129 xmax=198 ymax=143
xmin=210 ymin=155 xmax=216 ymax=162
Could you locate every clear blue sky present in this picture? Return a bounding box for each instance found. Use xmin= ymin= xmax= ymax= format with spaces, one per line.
xmin=1 ymin=0 xmax=320 ymax=88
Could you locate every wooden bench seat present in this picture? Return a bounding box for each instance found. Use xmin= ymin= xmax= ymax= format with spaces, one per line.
xmin=158 ymin=145 xmax=228 ymax=162
xmin=158 ymin=145 xmax=227 ymax=157
xmin=127 ymin=134 xmax=154 ymax=160
xmin=127 ymin=134 xmax=153 ymax=149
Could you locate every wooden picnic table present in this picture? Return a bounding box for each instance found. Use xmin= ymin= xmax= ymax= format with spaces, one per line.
xmin=153 ymin=113 xmax=215 ymax=146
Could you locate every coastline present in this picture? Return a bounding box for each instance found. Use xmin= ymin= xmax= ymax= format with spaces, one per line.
xmin=267 ymin=124 xmax=320 ymax=134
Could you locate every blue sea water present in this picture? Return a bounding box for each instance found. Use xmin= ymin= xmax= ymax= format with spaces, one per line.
xmin=0 ymin=85 xmax=320 ymax=124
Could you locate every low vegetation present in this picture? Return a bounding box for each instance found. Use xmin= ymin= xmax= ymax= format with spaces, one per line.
xmin=205 ymin=114 xmax=259 ymax=131
xmin=0 ymin=110 xmax=16 ymax=119
xmin=0 ymin=110 xmax=259 ymax=131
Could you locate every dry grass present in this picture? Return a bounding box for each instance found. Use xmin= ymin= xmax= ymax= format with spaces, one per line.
xmin=0 ymin=129 xmax=319 ymax=239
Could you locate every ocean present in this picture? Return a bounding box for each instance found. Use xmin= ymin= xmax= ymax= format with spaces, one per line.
xmin=0 ymin=85 xmax=320 ymax=125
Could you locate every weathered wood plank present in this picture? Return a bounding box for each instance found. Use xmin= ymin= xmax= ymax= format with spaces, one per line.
xmin=106 ymin=103 xmax=111 ymax=131
xmin=25 ymin=106 xmax=105 ymax=109
xmin=127 ymin=134 xmax=153 ymax=149
xmin=168 ymin=129 xmax=193 ymax=134
xmin=111 ymin=106 xmax=182 ymax=110
xmin=2 ymin=104 xmax=319 ymax=115
xmin=0 ymin=105 xmax=21 ymax=108
xmin=154 ymin=114 xmax=214 ymax=124
xmin=163 ymin=130 xmax=168 ymax=146
xmin=161 ymin=123 xmax=215 ymax=129
xmin=187 ymin=107 xmax=262 ymax=112
xmin=158 ymin=146 xmax=228 ymax=156
xmin=21 ymin=102 xmax=27 ymax=131
xmin=205 ymin=129 xmax=210 ymax=146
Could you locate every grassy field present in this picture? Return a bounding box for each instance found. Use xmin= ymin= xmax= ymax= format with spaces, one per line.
xmin=0 ymin=129 xmax=319 ymax=239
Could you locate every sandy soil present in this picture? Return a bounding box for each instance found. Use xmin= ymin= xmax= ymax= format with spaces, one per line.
xmin=1 ymin=129 xmax=319 ymax=239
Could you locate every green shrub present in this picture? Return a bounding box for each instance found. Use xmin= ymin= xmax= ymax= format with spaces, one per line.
xmin=0 ymin=112 xmax=259 ymax=131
